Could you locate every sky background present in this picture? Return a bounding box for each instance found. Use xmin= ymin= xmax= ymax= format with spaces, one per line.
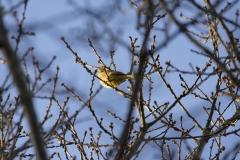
xmin=1 ymin=0 xmax=240 ymax=159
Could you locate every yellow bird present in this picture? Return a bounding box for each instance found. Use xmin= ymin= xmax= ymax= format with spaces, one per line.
xmin=98 ymin=67 xmax=134 ymax=88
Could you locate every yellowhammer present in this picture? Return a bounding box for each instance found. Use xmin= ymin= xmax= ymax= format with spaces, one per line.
xmin=98 ymin=67 xmax=134 ymax=88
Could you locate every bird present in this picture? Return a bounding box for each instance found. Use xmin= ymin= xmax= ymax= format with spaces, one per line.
xmin=97 ymin=67 xmax=134 ymax=88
